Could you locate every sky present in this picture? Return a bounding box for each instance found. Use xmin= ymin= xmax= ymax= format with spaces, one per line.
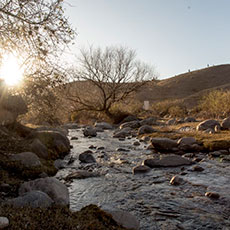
xmin=64 ymin=0 xmax=230 ymax=79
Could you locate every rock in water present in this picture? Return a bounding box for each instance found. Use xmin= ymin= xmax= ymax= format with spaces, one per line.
xmin=170 ymin=175 xmax=184 ymax=185
xmin=144 ymin=155 xmax=193 ymax=168
xmin=133 ymin=165 xmax=151 ymax=174
xmin=83 ymin=126 xmax=97 ymax=137
xmin=151 ymin=138 xmax=178 ymax=151
xmin=79 ymin=151 xmax=96 ymax=163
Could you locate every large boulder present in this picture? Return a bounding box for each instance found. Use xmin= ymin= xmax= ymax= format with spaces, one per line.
xmin=1 ymin=94 xmax=27 ymax=116
xmin=196 ymin=119 xmax=220 ymax=131
xmin=221 ymin=117 xmax=230 ymax=130
xmin=34 ymin=131 xmax=70 ymax=158
xmin=94 ymin=122 xmax=113 ymax=130
xmin=30 ymin=138 xmax=49 ymax=159
xmin=138 ymin=125 xmax=155 ymax=135
xmin=10 ymin=152 xmax=42 ymax=168
xmin=7 ymin=191 xmax=54 ymax=208
xmin=151 ymin=138 xmax=178 ymax=151
xmin=0 ymin=109 xmax=16 ymax=125
xmin=144 ymin=155 xmax=193 ymax=168
xmin=19 ymin=177 xmax=69 ymax=206
xmin=0 ymin=92 xmax=27 ymax=125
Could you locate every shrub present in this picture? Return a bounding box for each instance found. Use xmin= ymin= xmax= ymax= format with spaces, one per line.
xmin=198 ymin=90 xmax=230 ymax=118
xmin=152 ymin=99 xmax=187 ymax=117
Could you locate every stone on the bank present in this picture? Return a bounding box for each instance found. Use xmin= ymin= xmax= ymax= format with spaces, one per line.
xmin=106 ymin=210 xmax=140 ymax=230
xmin=0 ymin=217 xmax=9 ymax=229
xmin=167 ymin=118 xmax=177 ymax=125
xmin=19 ymin=177 xmax=69 ymax=206
xmin=120 ymin=115 xmax=139 ymax=124
xmin=133 ymin=165 xmax=151 ymax=174
xmin=83 ymin=126 xmax=97 ymax=137
xmin=177 ymin=137 xmax=197 ymax=146
xmin=151 ymin=138 xmax=178 ymax=151
xmin=184 ymin=117 xmax=196 ymax=123
xmin=144 ymin=155 xmax=193 ymax=168
xmin=120 ymin=121 xmax=140 ymax=129
xmin=196 ymin=119 xmax=220 ymax=131
xmin=35 ymin=130 xmax=70 ymax=156
xmin=30 ymin=138 xmax=49 ymax=159
xmin=79 ymin=151 xmax=96 ymax=163
xmin=139 ymin=117 xmax=158 ymax=126
xmin=10 ymin=152 xmax=41 ymax=168
xmin=138 ymin=125 xmax=155 ymax=135
xmin=95 ymin=122 xmax=113 ymax=130
xmin=221 ymin=117 xmax=230 ymax=130
xmin=7 ymin=190 xmax=54 ymax=208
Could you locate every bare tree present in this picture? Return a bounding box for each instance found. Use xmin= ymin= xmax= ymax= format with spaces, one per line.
xmin=0 ymin=0 xmax=75 ymax=123
xmin=65 ymin=46 xmax=157 ymax=117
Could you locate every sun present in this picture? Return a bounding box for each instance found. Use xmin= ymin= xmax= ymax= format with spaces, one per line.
xmin=0 ymin=54 xmax=24 ymax=86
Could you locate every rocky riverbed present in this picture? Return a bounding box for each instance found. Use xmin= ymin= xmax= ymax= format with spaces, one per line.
xmin=55 ymin=123 xmax=230 ymax=230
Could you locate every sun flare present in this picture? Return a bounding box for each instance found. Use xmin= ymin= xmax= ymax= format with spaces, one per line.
xmin=0 ymin=55 xmax=24 ymax=86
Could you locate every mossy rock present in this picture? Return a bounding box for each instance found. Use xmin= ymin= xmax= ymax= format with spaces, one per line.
xmin=203 ymin=140 xmax=230 ymax=151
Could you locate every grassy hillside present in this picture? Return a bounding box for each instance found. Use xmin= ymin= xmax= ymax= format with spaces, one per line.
xmin=137 ymin=64 xmax=230 ymax=106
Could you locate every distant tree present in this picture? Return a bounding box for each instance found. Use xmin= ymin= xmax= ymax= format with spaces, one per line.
xmin=65 ymin=46 xmax=157 ymax=118
xmin=0 ymin=0 xmax=75 ymax=123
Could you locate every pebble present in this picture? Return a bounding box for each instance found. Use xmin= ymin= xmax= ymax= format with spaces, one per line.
xmin=205 ymin=192 xmax=220 ymax=199
xmin=133 ymin=141 xmax=140 ymax=146
xmin=170 ymin=175 xmax=184 ymax=185
xmin=0 ymin=217 xmax=9 ymax=229
xmin=132 ymin=165 xmax=151 ymax=174
xmin=193 ymin=165 xmax=205 ymax=172
xmin=116 ymin=148 xmax=130 ymax=152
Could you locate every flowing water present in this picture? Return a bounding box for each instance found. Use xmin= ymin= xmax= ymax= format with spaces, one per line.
xmin=56 ymin=127 xmax=230 ymax=230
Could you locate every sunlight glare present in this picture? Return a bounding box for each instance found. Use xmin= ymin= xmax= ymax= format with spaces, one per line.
xmin=0 ymin=55 xmax=24 ymax=86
